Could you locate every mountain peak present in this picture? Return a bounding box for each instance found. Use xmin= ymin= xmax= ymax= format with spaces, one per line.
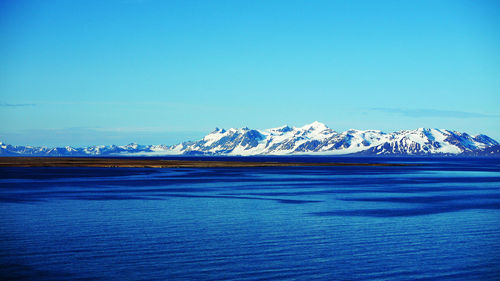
xmin=300 ymin=121 xmax=328 ymax=131
xmin=1 ymin=123 xmax=498 ymax=156
xmin=268 ymin=125 xmax=293 ymax=133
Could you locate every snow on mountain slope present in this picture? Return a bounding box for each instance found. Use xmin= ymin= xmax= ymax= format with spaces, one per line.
xmin=1 ymin=122 xmax=498 ymax=156
xmin=171 ymin=122 xmax=498 ymax=156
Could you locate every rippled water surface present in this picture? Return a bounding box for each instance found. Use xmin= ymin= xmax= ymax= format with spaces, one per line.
xmin=1 ymin=157 xmax=500 ymax=280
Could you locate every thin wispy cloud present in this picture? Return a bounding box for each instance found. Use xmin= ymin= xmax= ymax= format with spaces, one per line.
xmin=75 ymin=126 xmax=185 ymax=133
xmin=370 ymin=108 xmax=498 ymax=118
xmin=1 ymin=126 xmax=207 ymax=147
xmin=0 ymin=102 xmax=36 ymax=107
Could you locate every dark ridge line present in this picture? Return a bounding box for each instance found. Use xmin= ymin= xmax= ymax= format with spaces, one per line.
xmin=0 ymin=157 xmax=416 ymax=168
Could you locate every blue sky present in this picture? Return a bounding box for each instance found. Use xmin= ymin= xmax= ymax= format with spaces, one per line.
xmin=1 ymin=0 xmax=499 ymax=146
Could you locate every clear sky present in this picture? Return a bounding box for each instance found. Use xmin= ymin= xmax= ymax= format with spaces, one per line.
xmin=1 ymin=0 xmax=499 ymax=146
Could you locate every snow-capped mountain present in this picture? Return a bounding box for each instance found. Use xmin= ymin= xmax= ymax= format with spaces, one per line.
xmin=166 ymin=121 xmax=498 ymax=156
xmin=0 ymin=141 xmax=151 ymax=156
xmin=1 ymin=122 xmax=498 ymax=156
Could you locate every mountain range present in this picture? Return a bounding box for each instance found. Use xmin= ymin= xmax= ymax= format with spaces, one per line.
xmin=1 ymin=122 xmax=499 ymax=156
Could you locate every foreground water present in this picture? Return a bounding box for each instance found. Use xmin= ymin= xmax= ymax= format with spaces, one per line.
xmin=1 ymin=157 xmax=499 ymax=280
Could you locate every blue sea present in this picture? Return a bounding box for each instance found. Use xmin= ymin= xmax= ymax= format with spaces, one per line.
xmin=1 ymin=157 xmax=499 ymax=280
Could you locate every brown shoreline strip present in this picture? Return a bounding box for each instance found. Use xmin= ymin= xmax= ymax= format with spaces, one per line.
xmin=0 ymin=157 xmax=414 ymax=168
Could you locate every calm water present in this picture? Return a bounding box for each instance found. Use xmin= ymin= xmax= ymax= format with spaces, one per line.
xmin=1 ymin=157 xmax=499 ymax=280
